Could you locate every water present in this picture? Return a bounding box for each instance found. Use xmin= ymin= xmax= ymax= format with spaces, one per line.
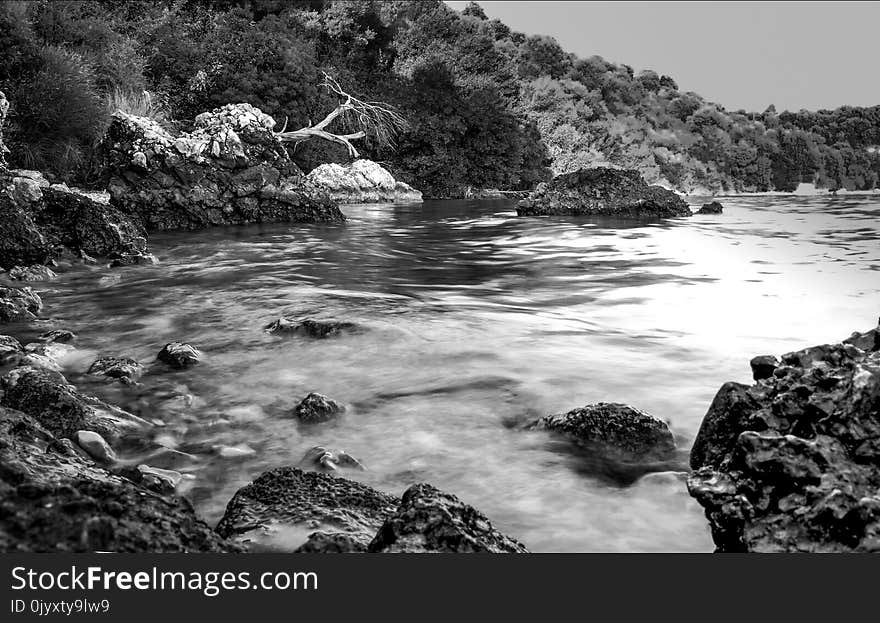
xmin=30 ymin=196 xmax=880 ymax=552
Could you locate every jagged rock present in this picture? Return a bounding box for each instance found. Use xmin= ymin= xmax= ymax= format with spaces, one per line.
xmin=0 ymin=407 xmax=235 ymax=552
xmin=156 ymin=342 xmax=201 ymax=369
xmin=697 ymin=200 xmax=724 ymax=214
xmin=88 ymin=356 xmax=144 ymax=384
xmin=109 ymin=253 xmax=158 ymax=267
xmin=0 ymin=286 xmax=42 ymax=322
xmin=0 ymin=197 xmax=52 ymax=270
xmin=265 ymin=317 xmax=359 ymax=338
xmin=688 ymin=321 xmax=880 ymax=552
xmin=299 ymin=446 xmax=365 ymax=472
xmin=517 ymin=167 xmax=691 ymax=218
xmin=215 ymin=467 xmax=398 ymax=551
xmin=749 ymin=354 xmax=779 ymax=380
xmin=0 ymin=365 xmax=151 ymax=442
xmin=293 ymin=531 xmax=369 ymax=553
xmin=293 ymin=392 xmax=346 ymax=423
xmin=7 ymin=265 xmax=56 ymax=281
xmin=528 ymin=402 xmax=677 ymax=464
xmin=39 ymin=329 xmax=76 ymax=344
xmin=105 ymin=104 xmax=345 ymax=230
xmin=368 ymin=483 xmax=529 ymax=553
xmin=306 ymin=159 xmax=422 ymax=203
xmin=75 ymin=430 xmax=116 ymax=464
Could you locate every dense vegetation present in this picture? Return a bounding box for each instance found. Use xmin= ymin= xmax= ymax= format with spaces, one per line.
xmin=1 ymin=0 xmax=879 ymax=196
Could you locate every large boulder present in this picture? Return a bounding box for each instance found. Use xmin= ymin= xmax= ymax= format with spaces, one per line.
xmin=0 ymin=406 xmax=235 ymax=552
xmin=368 ymin=483 xmax=529 ymax=553
xmin=105 ymin=104 xmax=345 ymax=230
xmin=0 ymin=286 xmax=42 ymax=323
xmin=307 ymin=159 xmax=422 ymax=203
xmin=517 ymin=167 xmax=691 ymax=218
xmin=688 ymin=321 xmax=880 ymax=552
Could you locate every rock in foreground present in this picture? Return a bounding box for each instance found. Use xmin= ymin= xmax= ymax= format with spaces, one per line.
xmin=105 ymin=104 xmax=345 ymax=230
xmin=688 ymin=321 xmax=880 ymax=552
xmin=307 ymin=159 xmax=422 ymax=203
xmin=517 ymin=167 xmax=691 ymax=218
xmin=0 ymin=286 xmax=42 ymax=322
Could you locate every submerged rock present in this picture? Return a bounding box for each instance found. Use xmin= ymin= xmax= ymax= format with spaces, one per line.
xmin=88 ymin=356 xmax=144 ymax=384
xmin=265 ymin=317 xmax=359 ymax=338
xmin=299 ymin=446 xmax=365 ymax=472
xmin=697 ymin=200 xmax=724 ymax=214
xmin=214 ymin=467 xmax=398 ymax=550
xmin=105 ymin=104 xmax=345 ymax=230
xmin=0 ymin=286 xmax=42 ymax=322
xmin=688 ymin=321 xmax=880 ymax=552
xmin=306 ymin=159 xmax=422 ymax=204
xmin=39 ymin=329 xmax=76 ymax=344
xmin=0 ymin=407 xmax=234 ymax=552
xmin=516 ymin=167 xmax=691 ymax=218
xmin=528 ymin=402 xmax=677 ymax=464
xmin=368 ymin=483 xmax=529 ymax=553
xmin=293 ymin=392 xmax=346 ymax=423
xmin=156 ymin=342 xmax=201 ymax=369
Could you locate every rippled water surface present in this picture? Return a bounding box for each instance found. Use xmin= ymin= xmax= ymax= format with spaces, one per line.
xmin=34 ymin=196 xmax=880 ymax=552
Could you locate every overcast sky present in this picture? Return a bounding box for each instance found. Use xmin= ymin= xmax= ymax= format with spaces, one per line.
xmin=444 ymin=1 xmax=880 ymax=112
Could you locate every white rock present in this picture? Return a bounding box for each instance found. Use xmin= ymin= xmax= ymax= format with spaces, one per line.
xmin=75 ymin=430 xmax=117 ymax=463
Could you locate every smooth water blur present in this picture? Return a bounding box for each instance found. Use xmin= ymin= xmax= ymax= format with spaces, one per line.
xmin=34 ymin=196 xmax=880 ymax=552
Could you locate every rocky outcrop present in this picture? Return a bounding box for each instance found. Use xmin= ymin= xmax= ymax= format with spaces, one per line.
xmin=368 ymin=483 xmax=529 ymax=553
xmin=306 ymin=159 xmax=422 ymax=203
xmin=0 ymin=406 xmax=235 ymax=552
xmin=105 ymin=104 xmax=345 ymax=230
xmin=697 ymin=200 xmax=724 ymax=214
xmin=156 ymin=342 xmax=201 ymax=369
xmin=516 ymin=167 xmax=691 ymax=218
xmin=87 ymin=356 xmax=144 ymax=384
xmin=292 ymin=392 xmax=346 ymax=423
xmin=264 ymin=317 xmax=360 ymax=338
xmin=0 ymin=286 xmax=42 ymax=323
xmin=688 ymin=321 xmax=880 ymax=552
xmin=528 ymin=402 xmax=677 ymax=465
xmin=215 ymin=467 xmax=398 ymax=550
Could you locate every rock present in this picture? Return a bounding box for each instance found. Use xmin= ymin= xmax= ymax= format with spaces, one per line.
xmin=0 ymin=90 xmax=8 ymax=167
xmin=265 ymin=317 xmax=359 ymax=338
xmin=0 ymin=406 xmax=235 ymax=552
xmin=75 ymin=430 xmax=116 ymax=464
xmin=697 ymin=200 xmax=724 ymax=214
xmin=293 ymin=531 xmax=370 ymax=553
xmin=10 ymin=176 xmax=43 ymax=203
xmin=306 ymin=159 xmax=422 ymax=203
xmin=688 ymin=321 xmax=880 ymax=552
xmin=528 ymin=402 xmax=677 ymax=463
xmin=293 ymin=392 xmax=346 ymax=423
xmin=299 ymin=446 xmax=365 ymax=472
xmin=0 ymin=334 xmax=23 ymax=365
xmin=7 ymin=265 xmax=56 ymax=281
xmin=39 ymin=329 xmax=76 ymax=344
xmin=215 ymin=467 xmax=399 ymax=551
xmin=0 ymin=365 xmax=151 ymax=443
xmin=0 ymin=286 xmax=42 ymax=322
xmin=105 ymin=104 xmax=345 ymax=230
xmin=517 ymin=167 xmax=691 ymax=218
xmin=368 ymin=483 xmax=529 ymax=553
xmin=0 ymin=196 xmax=52 ymax=270
xmin=749 ymin=354 xmax=779 ymax=381
xmin=87 ymin=356 xmax=144 ymax=384
xmin=156 ymin=342 xmax=201 ymax=369
xmin=109 ymin=253 xmax=158 ymax=267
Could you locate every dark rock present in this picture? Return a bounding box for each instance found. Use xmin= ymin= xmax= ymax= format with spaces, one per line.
xmin=688 ymin=321 xmax=880 ymax=552
xmin=528 ymin=402 xmax=677 ymax=464
xmin=697 ymin=201 xmax=724 ymax=214
xmin=215 ymin=467 xmax=398 ymax=551
xmin=749 ymin=354 xmax=779 ymax=380
xmin=0 ymin=195 xmax=52 ymax=269
xmin=265 ymin=317 xmax=359 ymax=338
xmin=516 ymin=167 xmax=691 ymax=218
xmin=299 ymin=446 xmax=365 ymax=472
xmin=293 ymin=392 xmax=345 ymax=423
xmin=0 ymin=286 xmax=42 ymax=322
xmin=368 ymin=483 xmax=529 ymax=553
xmin=105 ymin=104 xmax=345 ymax=231
xmin=39 ymin=329 xmax=76 ymax=344
xmin=0 ymin=406 xmax=235 ymax=552
xmin=156 ymin=342 xmax=201 ymax=369
xmin=88 ymin=356 xmax=144 ymax=384
xmin=293 ymin=531 xmax=369 ymax=553
xmin=7 ymin=265 xmax=56 ymax=281
xmin=0 ymin=334 xmax=23 ymax=365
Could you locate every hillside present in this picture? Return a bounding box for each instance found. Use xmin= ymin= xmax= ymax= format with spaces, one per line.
xmin=1 ymin=0 xmax=878 ymax=196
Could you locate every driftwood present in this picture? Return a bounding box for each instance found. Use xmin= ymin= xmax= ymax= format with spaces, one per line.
xmin=275 ymin=73 xmax=406 ymax=159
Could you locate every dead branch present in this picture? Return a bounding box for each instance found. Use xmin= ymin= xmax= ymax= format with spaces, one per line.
xmin=275 ymin=72 xmax=406 ymax=159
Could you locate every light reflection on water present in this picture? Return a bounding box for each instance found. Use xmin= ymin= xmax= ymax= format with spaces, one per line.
xmin=33 ymin=196 xmax=880 ymax=552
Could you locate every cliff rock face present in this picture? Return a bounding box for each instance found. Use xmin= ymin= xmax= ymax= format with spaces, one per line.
xmin=688 ymin=322 xmax=880 ymax=552
xmin=105 ymin=103 xmax=345 ymax=230
xmin=306 ymin=159 xmax=422 ymax=203
xmin=517 ymin=167 xmax=692 ymax=218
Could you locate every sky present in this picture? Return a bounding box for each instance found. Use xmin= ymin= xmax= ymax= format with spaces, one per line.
xmin=444 ymin=1 xmax=880 ymax=112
